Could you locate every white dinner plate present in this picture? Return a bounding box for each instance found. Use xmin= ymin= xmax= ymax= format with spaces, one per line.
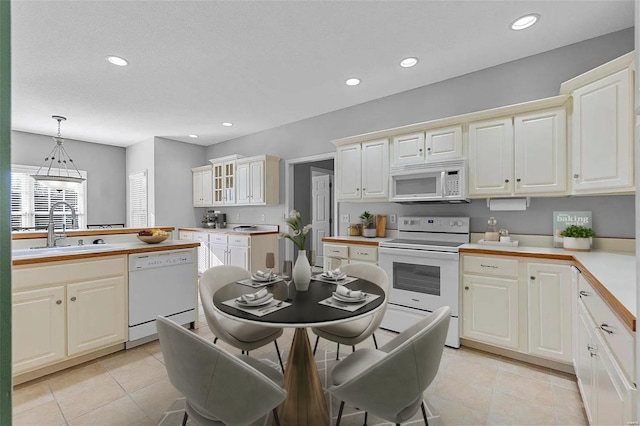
xmin=321 ymin=273 xmax=347 ymax=281
xmin=332 ymin=292 xmax=366 ymax=303
xmin=235 ymin=294 xmax=274 ymax=307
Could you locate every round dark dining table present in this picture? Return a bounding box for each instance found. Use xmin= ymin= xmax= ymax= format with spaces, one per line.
xmin=213 ymin=276 xmax=386 ymax=426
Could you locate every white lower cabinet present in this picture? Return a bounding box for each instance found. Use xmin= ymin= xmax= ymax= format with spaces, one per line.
xmin=206 ymin=232 xmax=278 ymax=274
xmin=527 ymin=262 xmax=573 ymax=362
xmin=462 ymin=273 xmax=519 ymax=350
xmin=575 ymin=273 xmax=636 ymax=425
xmin=67 ymin=276 xmax=126 ymax=356
xmin=461 ymin=255 xmax=573 ymax=363
xmin=12 ymin=286 xmax=66 ymax=374
xmin=12 ymin=256 xmax=128 ymax=376
xmin=179 ymin=231 xmax=210 ymax=274
xmin=323 ymin=242 xmax=378 ymax=271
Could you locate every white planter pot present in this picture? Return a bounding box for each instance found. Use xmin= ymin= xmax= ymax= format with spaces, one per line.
xmin=563 ymin=237 xmax=591 ymax=252
xmin=362 ymin=227 xmax=376 ymax=238
xmin=293 ymin=250 xmax=311 ymax=291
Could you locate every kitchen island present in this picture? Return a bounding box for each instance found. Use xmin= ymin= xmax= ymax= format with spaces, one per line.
xmin=11 ymin=229 xmax=200 ymax=384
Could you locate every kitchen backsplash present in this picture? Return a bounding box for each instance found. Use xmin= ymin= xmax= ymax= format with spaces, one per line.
xmin=338 ymin=194 xmax=635 ymax=239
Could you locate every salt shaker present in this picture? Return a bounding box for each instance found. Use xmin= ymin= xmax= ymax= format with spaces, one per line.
xmin=499 ymin=229 xmax=510 ymax=242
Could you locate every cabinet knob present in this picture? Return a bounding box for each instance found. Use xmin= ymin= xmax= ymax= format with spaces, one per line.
xmin=530 ymin=276 xmax=535 ymax=280
xmin=362 ymin=188 xmax=366 ymax=191
xmin=427 ymin=147 xmax=431 ymax=151
xmin=504 ymin=179 xmax=509 ymax=183
xmin=574 ymin=174 xmax=579 ymax=179
xmin=419 ymin=148 xmax=423 ymax=152
xmin=579 ymin=290 xmax=590 ymax=297
xmin=56 ymin=300 xmax=62 ymax=305
xmin=70 ymin=296 xmax=77 ymax=302
xmin=356 ymin=188 xmax=360 ymax=191
xmin=516 ymin=178 xmax=521 ymax=182
xmin=464 ymin=286 xmax=469 ymax=290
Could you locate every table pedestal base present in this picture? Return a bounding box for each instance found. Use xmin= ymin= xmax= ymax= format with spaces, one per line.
xmin=277 ymin=328 xmax=330 ymax=425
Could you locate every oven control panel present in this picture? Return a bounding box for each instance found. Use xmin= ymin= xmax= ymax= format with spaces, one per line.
xmin=399 ymin=216 xmax=469 ymax=233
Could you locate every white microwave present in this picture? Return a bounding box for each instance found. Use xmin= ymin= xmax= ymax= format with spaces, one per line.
xmin=389 ymin=160 xmax=467 ymax=203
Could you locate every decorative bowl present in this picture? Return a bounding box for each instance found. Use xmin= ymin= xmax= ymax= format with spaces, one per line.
xmin=137 ymin=234 xmax=169 ymax=244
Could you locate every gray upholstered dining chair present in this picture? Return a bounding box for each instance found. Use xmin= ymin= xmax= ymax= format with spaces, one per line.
xmin=199 ymin=265 xmax=285 ymax=372
xmin=328 ymin=306 xmax=451 ymax=426
xmin=156 ymin=315 xmax=287 ymax=426
xmin=311 ymin=263 xmax=389 ymax=359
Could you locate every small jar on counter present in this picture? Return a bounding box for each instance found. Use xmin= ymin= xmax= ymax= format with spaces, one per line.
xmin=485 ymin=217 xmax=499 ymax=241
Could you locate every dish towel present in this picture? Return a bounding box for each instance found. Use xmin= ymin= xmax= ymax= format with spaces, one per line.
xmin=335 ymin=284 xmax=362 ymax=299
xmin=242 ymin=288 xmax=269 ymax=302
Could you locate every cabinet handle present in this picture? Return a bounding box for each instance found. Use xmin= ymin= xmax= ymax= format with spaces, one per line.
xmin=56 ymin=300 xmax=62 ymax=305
xmin=600 ymin=323 xmax=614 ymax=334
xmin=587 ymin=344 xmax=595 ymax=351
xmin=574 ymin=174 xmax=579 ymax=179
xmin=530 ymin=276 xmax=535 ymax=280
xmin=516 ymin=178 xmax=521 ymax=182
xmin=356 ymin=188 xmax=360 ymax=191
xmin=362 ymin=188 xmax=366 ymax=191
xmin=70 ymin=296 xmax=77 ymax=302
xmin=411 ymin=298 xmax=420 ymax=302
xmin=480 ymin=264 xmax=498 ymax=269
xmin=356 ymin=252 xmax=369 ymax=256
xmin=419 ymin=148 xmax=423 ymax=152
xmin=464 ymin=286 xmax=469 ymax=290
xmin=427 ymin=147 xmax=431 ymax=151
xmin=579 ymin=290 xmax=590 ymax=297
xmin=504 ymin=179 xmax=509 ymax=183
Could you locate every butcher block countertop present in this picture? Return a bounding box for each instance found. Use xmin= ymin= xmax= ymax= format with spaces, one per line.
xmin=12 ymin=240 xmax=200 ymax=266
xmin=460 ymin=244 xmax=636 ymax=332
xmin=11 ymin=227 xmax=175 ymax=240
xmin=179 ymin=226 xmax=279 ymax=236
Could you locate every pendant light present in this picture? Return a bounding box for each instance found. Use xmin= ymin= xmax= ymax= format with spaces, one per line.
xmin=31 ymin=115 xmax=85 ymax=190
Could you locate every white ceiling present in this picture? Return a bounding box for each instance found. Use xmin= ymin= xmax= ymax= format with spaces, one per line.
xmin=11 ymin=0 xmax=634 ymax=148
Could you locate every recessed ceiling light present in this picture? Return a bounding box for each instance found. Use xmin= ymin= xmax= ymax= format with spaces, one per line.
xmin=345 ymin=78 xmax=361 ymax=86
xmin=188 ymin=134 xmax=198 ymax=138
xmin=222 ymin=122 xmax=233 ymax=127
xmin=510 ymin=14 xmax=539 ymax=30
xmin=106 ymin=55 xmax=129 ymax=66
xmin=400 ymin=57 xmax=419 ymax=68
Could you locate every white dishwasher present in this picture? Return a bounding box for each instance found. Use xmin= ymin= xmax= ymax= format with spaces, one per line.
xmin=127 ymin=248 xmax=197 ymax=348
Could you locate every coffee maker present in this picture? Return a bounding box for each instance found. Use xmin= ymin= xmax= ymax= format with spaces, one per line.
xmin=202 ymin=210 xmax=227 ymax=229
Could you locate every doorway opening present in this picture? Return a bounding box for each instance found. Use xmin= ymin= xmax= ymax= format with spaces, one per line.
xmin=284 ymin=153 xmax=336 ymax=268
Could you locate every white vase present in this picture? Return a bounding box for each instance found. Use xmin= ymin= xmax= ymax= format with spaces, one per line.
xmin=563 ymin=237 xmax=591 ymax=251
xmin=293 ymin=250 xmax=311 ymax=291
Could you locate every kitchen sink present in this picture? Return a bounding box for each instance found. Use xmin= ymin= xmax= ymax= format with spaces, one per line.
xmin=12 ymin=244 xmax=115 ymax=258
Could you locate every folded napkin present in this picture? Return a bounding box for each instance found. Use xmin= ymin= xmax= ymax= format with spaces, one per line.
xmin=324 ymin=268 xmax=346 ymax=279
xmin=254 ymin=269 xmax=273 ymax=279
xmin=241 ymin=288 xmax=269 ymax=302
xmin=336 ymin=285 xmax=362 ymax=299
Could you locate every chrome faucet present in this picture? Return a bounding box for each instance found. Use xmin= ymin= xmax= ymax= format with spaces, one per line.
xmin=46 ymin=201 xmax=78 ymax=248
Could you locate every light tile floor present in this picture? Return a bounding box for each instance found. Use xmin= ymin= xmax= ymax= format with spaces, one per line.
xmin=13 ymin=312 xmax=588 ymax=426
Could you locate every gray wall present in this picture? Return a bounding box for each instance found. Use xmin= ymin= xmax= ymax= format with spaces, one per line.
xmin=11 ymin=130 xmax=126 ymax=226
xmin=154 ymin=137 xmax=206 ymax=228
xmin=206 ymin=27 xmax=635 ymax=238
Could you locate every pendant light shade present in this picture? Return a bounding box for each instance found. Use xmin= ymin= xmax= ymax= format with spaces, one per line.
xmin=31 ymin=116 xmax=85 ymax=190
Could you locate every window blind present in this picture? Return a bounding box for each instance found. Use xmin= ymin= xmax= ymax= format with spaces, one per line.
xmin=11 ymin=164 xmax=87 ymax=230
xmin=129 ymin=170 xmax=148 ymax=228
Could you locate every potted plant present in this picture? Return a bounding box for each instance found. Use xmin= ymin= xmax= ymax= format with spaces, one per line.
xmin=360 ymin=211 xmax=376 ymax=238
xmin=561 ymin=225 xmax=595 ymax=251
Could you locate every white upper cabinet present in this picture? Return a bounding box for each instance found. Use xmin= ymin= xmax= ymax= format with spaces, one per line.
xmin=391 ymin=133 xmax=425 ymax=166
xmin=425 ymin=125 xmax=463 ymax=162
xmin=235 ymin=155 xmax=280 ymax=205
xmin=211 ymin=156 xmax=238 ymax=205
xmin=514 ymin=108 xmax=567 ymax=194
xmin=361 ymin=139 xmax=389 ymax=199
xmin=569 ymin=68 xmax=634 ymax=194
xmin=468 ymin=117 xmax=514 ymax=196
xmin=468 ymin=108 xmax=567 ymax=197
xmin=391 ymin=127 xmax=462 ymax=166
xmin=337 ymin=139 xmax=388 ymax=201
xmin=336 ymin=144 xmax=361 ymax=200
xmin=192 ymin=165 xmax=213 ymax=207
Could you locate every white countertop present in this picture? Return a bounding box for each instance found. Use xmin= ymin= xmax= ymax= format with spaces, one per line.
xmin=461 ymin=243 xmax=636 ymax=320
xmin=12 ymin=240 xmax=199 ymax=263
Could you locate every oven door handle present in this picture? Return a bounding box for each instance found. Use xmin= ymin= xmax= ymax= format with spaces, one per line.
xmin=378 ymin=246 xmax=459 ymax=261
